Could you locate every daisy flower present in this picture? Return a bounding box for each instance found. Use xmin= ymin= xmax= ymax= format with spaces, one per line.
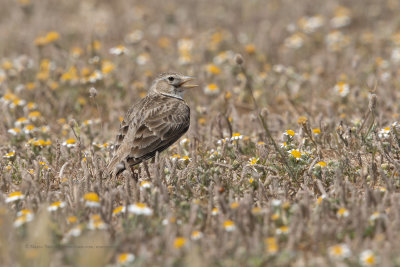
xmin=231 ymin=133 xmax=243 ymax=141
xmin=3 ymin=152 xmax=15 ymax=159
xmin=5 ymin=191 xmax=24 ymax=203
xmin=360 ymin=250 xmax=379 ymax=266
xmin=128 ymin=203 xmax=153 ymax=216
xmin=191 ymin=231 xmax=203 ymax=240
xmin=276 ymin=225 xmax=289 ymax=235
xmin=109 ymin=45 xmax=128 ymax=55
xmin=211 ymin=208 xmax=219 ymax=216
xmin=328 ymin=244 xmax=351 ymax=260
xmin=173 ymin=237 xmax=186 ymax=249
xmin=113 ymin=206 xmax=126 ymax=216
xmin=284 ymin=33 xmax=305 ymax=49
xmin=125 ymin=29 xmax=143 ymax=44
xmin=117 ymin=253 xmax=135 ymax=265
xmin=14 ymin=209 xmax=34 ymax=227
xmin=48 ymin=201 xmax=66 ymax=212
xmin=223 ymin=220 xmax=236 ymax=232
xmin=334 ymin=82 xmax=350 ymax=97
xmin=83 ymin=192 xmax=100 ymax=207
xmin=337 ymin=207 xmax=349 ymax=218
xmin=63 ymin=139 xmax=77 ymax=148
xmin=378 ymin=127 xmax=390 ymax=139
xmin=265 ymin=237 xmax=279 ymax=254
xmin=87 ymin=214 xmax=107 ymax=230
xmin=203 ymin=83 xmax=220 ymax=95
xmin=140 ymin=181 xmax=152 ymax=190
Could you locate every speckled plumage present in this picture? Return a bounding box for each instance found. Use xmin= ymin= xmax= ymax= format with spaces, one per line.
xmin=107 ymin=73 xmax=195 ymax=176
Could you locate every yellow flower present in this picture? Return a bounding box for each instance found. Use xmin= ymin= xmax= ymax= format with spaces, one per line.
xmin=191 ymin=231 xmax=203 ymax=240
xmin=63 ymin=139 xmax=76 ymax=148
xmin=67 ymin=216 xmax=77 ymax=224
xmin=83 ymin=192 xmax=100 ymax=207
xmin=316 ymin=161 xmax=327 ymax=167
xmin=128 ymin=203 xmax=153 ymax=216
xmin=297 ymin=116 xmax=307 ymax=124
xmin=249 ymin=178 xmax=254 ymax=184
xmin=286 ymin=130 xmax=295 ymax=136
xmin=25 ymin=82 xmax=36 ymax=90
xmin=245 ymin=44 xmax=256 ymax=54
xmin=313 ymin=128 xmax=321 ymax=134
xmin=248 ymin=157 xmax=259 ymax=166
xmin=203 ymin=83 xmax=220 ymax=95
xmin=206 ymin=64 xmax=221 ymax=75
xmin=113 ymin=206 xmax=126 ymax=215
xmin=117 ymin=253 xmax=135 ymax=264
xmin=211 ymin=208 xmax=219 ymax=216
xmin=28 ymin=111 xmax=41 ymax=119
xmin=337 ymin=207 xmax=349 ymax=218
xmin=2 ymin=60 xmax=13 ymax=70
xmin=230 ymin=202 xmax=240 ymax=209
xmin=271 ymin=213 xmax=280 ymax=221
xmin=223 ymin=220 xmax=236 ymax=231
xmin=316 ymin=195 xmax=326 ymax=205
xmin=71 ymin=47 xmax=83 ymax=58
xmin=328 ymin=244 xmax=351 ymax=260
xmin=6 ymin=191 xmax=25 ymax=202
xmin=3 ymin=152 xmax=15 ymax=158
xmin=101 ymin=60 xmax=115 ymax=75
xmin=360 ymin=250 xmax=378 ymax=266
xmin=45 ymin=31 xmax=60 ymax=43
xmin=276 ymin=225 xmax=289 ymax=235
xmin=48 ymin=201 xmax=66 ymax=212
xmin=290 ymin=150 xmax=302 ymax=159
xmin=265 ymin=237 xmax=279 ymax=254
xmin=173 ymin=237 xmax=186 ymax=249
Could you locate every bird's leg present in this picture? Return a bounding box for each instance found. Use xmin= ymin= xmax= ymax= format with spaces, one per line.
xmin=143 ymin=161 xmax=152 ymax=179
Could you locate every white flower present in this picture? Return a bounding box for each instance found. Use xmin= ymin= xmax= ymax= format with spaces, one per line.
xmin=378 ymin=127 xmax=391 ymax=139
xmin=391 ymin=48 xmax=400 ymax=63
xmin=48 ymin=201 xmax=66 ymax=212
xmin=271 ymin=199 xmax=282 ymax=207
xmin=13 ymin=209 xmax=34 ymax=227
xmin=136 ymin=53 xmax=149 ymax=65
xmin=117 ymin=253 xmax=135 ymax=265
xmin=334 ymin=82 xmax=350 ymax=97
xmin=191 ymin=231 xmax=203 ymax=240
xmin=223 ymin=220 xmax=236 ymax=232
xmin=128 ymin=203 xmax=153 ymax=216
xmin=8 ymin=128 xmax=21 ymax=135
xmin=328 ymin=244 xmax=351 ymax=260
xmin=203 ymin=83 xmax=220 ymax=95
xmin=299 ymin=15 xmax=324 ymax=34
xmin=5 ymin=191 xmax=25 ymax=203
xmin=109 ymin=45 xmax=128 ymax=55
xmin=360 ymin=250 xmax=379 ymax=266
xmin=140 ymin=181 xmax=152 ymax=190
xmin=231 ymin=133 xmax=243 ymax=141
xmin=331 ymin=15 xmax=351 ymax=29
xmin=125 ymin=29 xmax=143 ymax=44
xmin=284 ymin=33 xmax=304 ymax=49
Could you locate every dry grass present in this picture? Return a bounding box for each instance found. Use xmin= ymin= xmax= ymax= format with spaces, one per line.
xmin=1 ymin=0 xmax=400 ymax=266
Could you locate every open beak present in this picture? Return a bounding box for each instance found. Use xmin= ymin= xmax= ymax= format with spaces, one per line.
xmin=179 ymin=76 xmax=198 ymax=89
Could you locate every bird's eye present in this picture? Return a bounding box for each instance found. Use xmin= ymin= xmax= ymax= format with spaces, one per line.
xmin=167 ymin=76 xmax=175 ymax=82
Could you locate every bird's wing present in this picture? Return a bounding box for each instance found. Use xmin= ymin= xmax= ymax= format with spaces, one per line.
xmin=107 ymin=95 xmax=190 ymax=175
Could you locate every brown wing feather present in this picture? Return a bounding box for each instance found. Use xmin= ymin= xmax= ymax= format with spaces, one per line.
xmin=107 ymin=94 xmax=190 ymax=175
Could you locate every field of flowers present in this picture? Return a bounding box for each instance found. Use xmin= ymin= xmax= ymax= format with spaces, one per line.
xmin=1 ymin=0 xmax=400 ymax=266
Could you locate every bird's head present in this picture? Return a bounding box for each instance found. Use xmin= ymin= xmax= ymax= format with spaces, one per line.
xmin=149 ymin=72 xmax=198 ymax=99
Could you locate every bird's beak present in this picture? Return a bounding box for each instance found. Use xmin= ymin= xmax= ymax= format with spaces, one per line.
xmin=179 ymin=76 xmax=198 ymax=89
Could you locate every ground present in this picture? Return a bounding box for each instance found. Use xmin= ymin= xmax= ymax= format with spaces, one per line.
xmin=0 ymin=0 xmax=400 ymax=266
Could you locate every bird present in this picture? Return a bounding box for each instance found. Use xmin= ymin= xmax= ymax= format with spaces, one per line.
xmin=106 ymin=72 xmax=197 ymax=176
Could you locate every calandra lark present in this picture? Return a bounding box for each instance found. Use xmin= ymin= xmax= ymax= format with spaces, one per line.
xmin=106 ymin=72 xmax=197 ymax=176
